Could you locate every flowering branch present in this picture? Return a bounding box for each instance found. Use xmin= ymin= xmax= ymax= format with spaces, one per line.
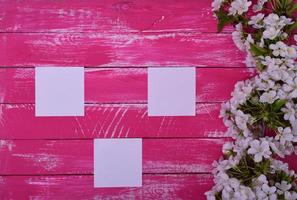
xmin=206 ymin=0 xmax=297 ymax=199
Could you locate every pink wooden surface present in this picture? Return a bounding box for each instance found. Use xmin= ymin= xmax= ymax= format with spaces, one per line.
xmin=0 ymin=103 xmax=226 ymax=139
xmin=0 ymin=32 xmax=245 ymax=67
xmin=0 ymin=139 xmax=226 ymax=174
xmin=0 ymin=175 xmax=213 ymax=200
xmin=0 ymin=68 xmax=254 ymax=103
xmin=0 ymin=0 xmax=233 ymax=33
xmin=1 ymin=0 xmax=296 ymax=199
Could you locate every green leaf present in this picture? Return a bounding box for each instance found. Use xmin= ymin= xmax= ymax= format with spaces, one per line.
xmin=287 ymin=3 xmax=297 ymax=15
xmin=273 ymin=0 xmax=296 ymax=15
xmin=272 ymin=99 xmax=287 ymax=112
xmin=250 ymin=43 xmax=268 ymax=56
xmin=215 ymin=9 xmax=233 ymax=32
xmin=287 ymin=21 xmax=297 ymax=32
xmin=278 ymin=194 xmax=286 ymax=200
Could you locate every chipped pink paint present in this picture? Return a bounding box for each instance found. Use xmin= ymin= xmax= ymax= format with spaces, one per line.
xmin=0 ymin=139 xmax=226 ymax=174
xmin=0 ymin=175 xmax=213 ymax=199
xmin=0 ymin=68 xmax=254 ymax=103
xmin=0 ymin=32 xmax=245 ymax=67
xmin=0 ymin=103 xmax=226 ymax=139
xmin=0 ymin=0 xmax=232 ymax=33
xmin=1 ymin=0 xmax=296 ymax=199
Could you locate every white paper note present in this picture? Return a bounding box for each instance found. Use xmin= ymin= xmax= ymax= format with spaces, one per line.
xmin=35 ymin=67 xmax=84 ymax=116
xmin=94 ymin=138 xmax=142 ymax=188
xmin=148 ymin=67 xmax=196 ymax=116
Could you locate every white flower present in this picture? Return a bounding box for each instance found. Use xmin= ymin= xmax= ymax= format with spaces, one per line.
xmin=259 ymin=37 xmax=265 ymax=47
xmin=264 ymin=14 xmax=280 ymax=26
xmin=253 ymin=0 xmax=268 ymax=12
xmin=262 ymin=14 xmax=292 ymax=40
xmin=233 ymin=137 xmax=252 ymax=154
xmin=212 ymin=0 xmax=224 ymax=11
xmin=255 ymin=73 xmax=276 ymax=91
xmin=222 ymin=142 xmax=234 ymax=154
xmin=206 ymin=2 xmax=297 ymax=199
xmin=245 ymin=52 xmax=257 ymax=68
xmin=279 ymin=57 xmax=295 ymax=69
xmin=247 ymin=140 xmax=272 ymax=162
xmin=265 ymin=137 xmax=285 ymax=157
xmin=234 ymin=186 xmax=256 ymax=200
xmin=280 ymin=16 xmax=293 ymax=26
xmin=287 ymin=46 xmax=297 ymax=58
xmin=281 ymin=32 xmax=289 ymax=40
xmin=234 ymin=110 xmax=250 ymax=132
xmin=229 ymin=0 xmax=252 ymax=16
xmin=205 ymin=190 xmax=216 ymax=200
xmin=282 ymin=77 xmax=297 ymax=98
xmin=275 ymin=181 xmax=291 ymax=195
xmin=248 ymin=13 xmax=265 ymax=29
xmin=254 ymin=174 xmax=269 ymax=187
xmin=269 ymin=41 xmax=288 ymax=57
xmin=271 ymin=159 xmax=289 ymax=172
xmin=281 ymin=102 xmax=296 ymax=122
xmin=212 ymin=159 xmax=233 ymax=174
xmin=264 ymin=14 xmax=292 ymax=29
xmin=266 ymin=65 xmax=286 ymax=81
xmin=269 ymin=42 xmax=297 ymax=59
xmin=244 ymin=34 xmax=254 ymax=50
xmin=259 ymin=90 xmax=277 ymax=103
xmin=232 ymin=23 xmax=245 ymax=51
xmin=261 ymin=56 xmax=278 ymax=68
xmin=221 ymin=177 xmax=242 ymax=199
xmin=285 ymin=191 xmax=297 ymax=200
xmin=256 ymin=184 xmax=277 ymax=200
xmin=258 ymin=174 xmax=268 ymax=184
xmin=276 ymin=127 xmax=294 ymax=145
xmin=263 ymin=26 xmax=280 ymax=40
xmin=220 ymin=102 xmax=231 ymax=118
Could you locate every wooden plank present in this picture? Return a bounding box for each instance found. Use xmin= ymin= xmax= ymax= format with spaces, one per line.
xmin=0 ymin=32 xmax=245 ymax=67
xmin=0 ymin=103 xmax=226 ymax=139
xmin=0 ymin=139 xmax=225 ymax=174
xmin=0 ymin=0 xmax=232 ymax=33
xmin=0 ymin=174 xmax=212 ymax=200
xmin=0 ymin=68 xmax=255 ymax=104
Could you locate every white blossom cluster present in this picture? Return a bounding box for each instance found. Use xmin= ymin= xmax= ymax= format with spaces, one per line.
xmin=208 ymin=0 xmax=297 ymax=199
xmin=206 ymin=137 xmax=297 ymax=200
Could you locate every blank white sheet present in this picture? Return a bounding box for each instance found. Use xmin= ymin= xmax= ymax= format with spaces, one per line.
xmin=148 ymin=67 xmax=196 ymax=116
xmin=94 ymin=138 xmax=142 ymax=188
xmin=35 ymin=67 xmax=84 ymax=116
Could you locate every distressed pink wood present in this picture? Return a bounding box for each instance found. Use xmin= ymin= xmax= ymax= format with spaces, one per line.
xmin=0 ymin=0 xmax=232 ymax=33
xmin=0 ymin=139 xmax=226 ymax=174
xmin=2 ymin=138 xmax=297 ymax=176
xmin=0 ymin=32 xmax=245 ymax=67
xmin=0 ymin=68 xmax=255 ymax=103
xmin=0 ymin=174 xmax=213 ymax=200
xmin=0 ymin=103 xmax=226 ymax=139
xmin=0 ymin=1 xmax=249 ymax=199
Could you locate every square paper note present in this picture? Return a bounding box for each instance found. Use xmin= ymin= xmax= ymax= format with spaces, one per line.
xmin=94 ymin=139 xmax=142 ymax=188
xmin=148 ymin=67 xmax=196 ymax=116
xmin=35 ymin=67 xmax=84 ymax=116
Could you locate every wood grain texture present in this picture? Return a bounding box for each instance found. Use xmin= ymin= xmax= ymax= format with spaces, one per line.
xmin=0 ymin=139 xmax=225 ymax=174
xmin=0 ymin=0 xmax=232 ymax=33
xmin=0 ymin=103 xmax=226 ymax=139
xmin=0 ymin=1 xmax=248 ymax=199
xmin=0 ymin=174 xmax=212 ymax=200
xmin=0 ymin=32 xmax=245 ymax=67
xmin=0 ymin=68 xmax=255 ymax=104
